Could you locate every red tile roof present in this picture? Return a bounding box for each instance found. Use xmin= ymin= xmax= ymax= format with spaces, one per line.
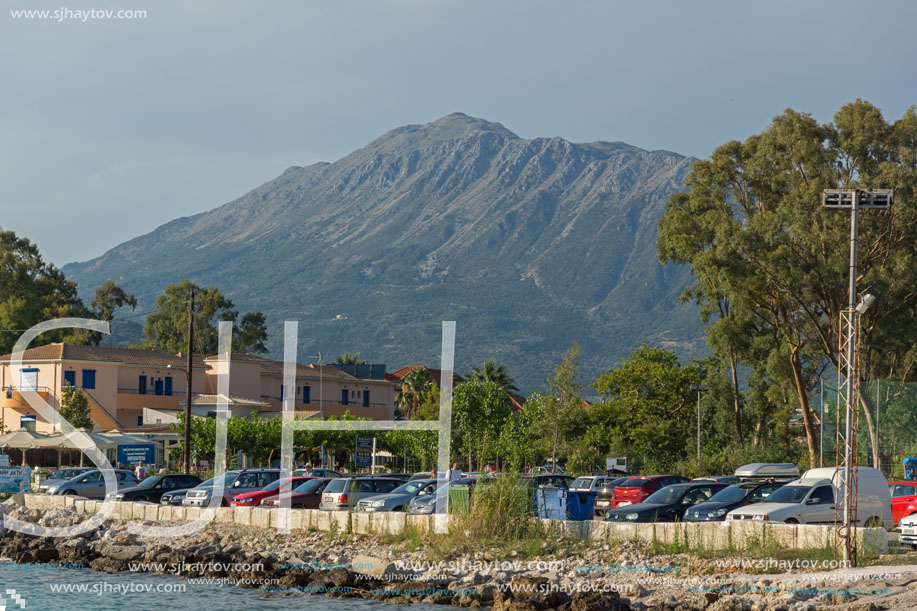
xmin=0 ymin=343 xmax=207 ymax=369
xmin=387 ymin=365 xmax=467 ymax=388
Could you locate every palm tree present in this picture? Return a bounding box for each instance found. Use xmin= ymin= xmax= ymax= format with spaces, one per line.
xmin=335 ymin=352 xmax=365 ymax=365
xmin=471 ymin=359 xmax=518 ymax=393
xmin=397 ymin=368 xmax=434 ymax=420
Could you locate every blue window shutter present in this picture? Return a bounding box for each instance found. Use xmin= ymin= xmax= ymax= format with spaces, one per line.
xmin=341 ymin=389 xmax=349 ymax=405
xmin=82 ymin=369 xmax=96 ymax=389
xmin=164 ymin=377 xmax=173 ymax=396
xmin=303 ymin=386 xmax=310 ymax=404
xmin=363 ymin=390 xmax=369 ymax=407
xmin=138 ymin=375 xmax=147 ymax=395
xmin=154 ymin=379 xmax=164 ymax=396
xmin=64 ymin=371 xmax=76 ymax=387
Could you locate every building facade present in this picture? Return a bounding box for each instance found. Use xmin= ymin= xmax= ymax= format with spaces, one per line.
xmin=1 ymin=344 xmax=397 ymax=433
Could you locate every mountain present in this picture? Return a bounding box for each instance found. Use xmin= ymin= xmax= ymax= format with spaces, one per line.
xmin=64 ymin=113 xmax=704 ymax=393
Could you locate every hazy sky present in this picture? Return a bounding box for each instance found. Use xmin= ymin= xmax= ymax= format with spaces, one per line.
xmin=2 ymin=0 xmax=915 ymax=266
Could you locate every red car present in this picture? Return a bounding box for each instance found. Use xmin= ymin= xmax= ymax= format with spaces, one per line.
xmin=889 ymin=481 xmax=917 ymax=525
xmin=263 ymin=477 xmax=331 ymax=509
xmin=610 ymin=475 xmax=689 ymax=508
xmin=230 ymin=477 xmax=313 ymax=507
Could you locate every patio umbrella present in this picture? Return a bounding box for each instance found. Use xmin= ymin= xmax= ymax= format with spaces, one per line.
xmin=0 ymin=429 xmax=51 ymax=448
xmin=0 ymin=429 xmax=52 ymax=467
xmin=32 ymin=428 xmax=119 ymax=467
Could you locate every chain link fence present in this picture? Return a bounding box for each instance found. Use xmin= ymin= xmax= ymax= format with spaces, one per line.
xmin=818 ymin=380 xmax=917 ymax=480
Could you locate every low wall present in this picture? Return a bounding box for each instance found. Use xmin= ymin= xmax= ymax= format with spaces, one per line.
xmin=19 ymin=494 xmax=887 ymax=557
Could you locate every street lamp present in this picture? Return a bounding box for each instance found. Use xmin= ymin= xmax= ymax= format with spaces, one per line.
xmin=691 ymin=385 xmax=709 ymax=467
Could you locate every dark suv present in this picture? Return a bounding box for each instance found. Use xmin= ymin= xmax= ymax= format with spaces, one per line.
xmin=319 ymin=476 xmax=403 ymax=511
xmin=593 ymin=477 xmax=631 ymax=518
xmin=183 ymin=469 xmax=283 ymax=507
xmin=115 ymin=474 xmax=203 ymax=503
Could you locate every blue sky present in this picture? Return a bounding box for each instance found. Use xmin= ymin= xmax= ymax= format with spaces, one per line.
xmin=2 ymin=0 xmax=915 ymax=266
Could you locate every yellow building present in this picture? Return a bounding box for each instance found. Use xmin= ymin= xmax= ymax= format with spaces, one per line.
xmin=0 ymin=344 xmax=397 ymax=433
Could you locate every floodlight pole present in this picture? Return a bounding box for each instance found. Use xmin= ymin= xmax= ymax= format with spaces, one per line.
xmin=822 ymin=188 xmax=892 ymax=566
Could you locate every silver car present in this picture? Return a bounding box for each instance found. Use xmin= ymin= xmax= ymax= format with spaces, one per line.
xmin=355 ymin=479 xmax=435 ymax=512
xmin=47 ymin=469 xmax=139 ymax=498
xmin=319 ymin=477 xmax=402 ymax=511
xmin=37 ymin=467 xmax=94 ymax=493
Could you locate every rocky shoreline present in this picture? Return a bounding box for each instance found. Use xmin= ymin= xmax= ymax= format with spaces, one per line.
xmin=2 ymin=504 xmax=915 ymax=610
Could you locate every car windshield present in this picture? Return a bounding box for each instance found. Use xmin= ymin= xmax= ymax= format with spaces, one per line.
xmin=262 ymin=480 xmax=284 ymax=492
xmin=571 ymin=477 xmax=593 ymax=489
xmin=644 ymin=487 xmax=684 ymax=504
xmin=293 ymin=479 xmax=325 ymax=493
xmin=391 ymin=481 xmax=427 ymax=495
xmin=707 ymin=485 xmax=751 ymax=503
xmin=620 ymin=479 xmax=649 ymax=487
xmin=197 ymin=477 xmax=215 ymax=487
xmin=210 ymin=472 xmax=239 ymax=487
xmin=136 ymin=476 xmax=163 ymax=489
xmin=765 ymin=485 xmax=811 ymax=504
xmin=57 ymin=469 xmax=85 ymax=479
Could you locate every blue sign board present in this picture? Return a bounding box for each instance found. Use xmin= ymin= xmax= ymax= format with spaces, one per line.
xmin=0 ymin=466 xmax=31 ymax=493
xmin=117 ymin=444 xmax=155 ymax=465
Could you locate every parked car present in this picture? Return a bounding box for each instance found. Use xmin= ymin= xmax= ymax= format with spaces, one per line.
xmin=406 ymin=478 xmax=478 ymax=514
xmin=898 ymin=512 xmax=917 ymax=547
xmin=889 ymin=481 xmax=917 ymax=525
xmin=692 ymin=476 xmax=741 ymax=485
xmin=605 ymin=482 xmax=728 ymax=522
xmin=569 ymin=475 xmax=620 ymax=492
xmin=113 ymin=474 xmax=202 ymax=503
xmin=409 ymin=472 xmax=434 ymax=481
xmin=319 ymin=476 xmax=403 ymax=511
xmin=263 ymin=478 xmax=332 ymax=509
xmin=356 ymin=479 xmax=436 ymax=512
xmin=683 ymin=481 xmax=786 ymax=521
xmin=183 ymin=469 xmax=283 ymax=507
xmin=162 ymin=477 xmax=213 ymax=506
xmin=47 ymin=469 xmax=139 ymax=499
xmin=37 ymin=467 xmax=94 ymax=493
xmin=229 ymin=476 xmax=313 ymax=507
xmin=293 ymin=468 xmax=342 ymax=478
xmin=610 ymin=475 xmax=689 ymax=508
xmin=727 ymin=467 xmax=892 ymax=527
xmin=593 ymin=477 xmax=631 ymax=518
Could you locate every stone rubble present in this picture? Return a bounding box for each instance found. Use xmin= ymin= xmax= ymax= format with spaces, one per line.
xmin=1 ymin=504 xmax=914 ymax=610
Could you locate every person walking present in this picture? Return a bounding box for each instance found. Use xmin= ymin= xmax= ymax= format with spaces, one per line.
xmin=447 ymin=462 xmax=462 ymax=480
xmin=134 ymin=460 xmax=148 ymax=481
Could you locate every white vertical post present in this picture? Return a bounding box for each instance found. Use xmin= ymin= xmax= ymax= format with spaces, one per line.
xmin=371 ymin=437 xmax=377 ymax=473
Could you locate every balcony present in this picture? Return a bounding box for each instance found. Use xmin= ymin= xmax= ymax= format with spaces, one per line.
xmin=2 ymin=386 xmax=52 ymax=409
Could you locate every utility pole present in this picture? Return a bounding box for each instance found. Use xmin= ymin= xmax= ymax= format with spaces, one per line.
xmin=183 ymin=289 xmax=194 ymax=475
xmin=823 ymin=188 xmax=891 ymax=566
xmin=691 ymin=385 xmax=709 ymax=468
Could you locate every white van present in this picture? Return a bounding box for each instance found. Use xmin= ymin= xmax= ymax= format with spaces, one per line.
xmin=726 ymin=467 xmax=892 ymax=528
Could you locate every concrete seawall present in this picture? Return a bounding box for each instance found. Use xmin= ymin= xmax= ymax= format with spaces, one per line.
xmin=20 ymin=494 xmax=887 ymax=557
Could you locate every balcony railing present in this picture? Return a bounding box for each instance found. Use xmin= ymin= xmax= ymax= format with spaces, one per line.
xmin=117 ymin=387 xmax=185 ymax=396
xmin=3 ymin=385 xmax=52 ymax=395
xmin=259 ymin=395 xmax=388 ymax=408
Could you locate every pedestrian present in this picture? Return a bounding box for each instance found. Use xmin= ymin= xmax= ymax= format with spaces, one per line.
xmin=430 ymin=468 xmax=437 ymax=479
xmin=447 ymin=462 xmax=462 ymax=480
xmin=304 ymin=463 xmax=313 ymax=476
xmin=134 ymin=460 xmax=148 ymax=480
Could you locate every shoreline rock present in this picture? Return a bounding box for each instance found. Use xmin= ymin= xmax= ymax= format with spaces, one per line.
xmin=1 ymin=503 xmax=912 ymax=610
